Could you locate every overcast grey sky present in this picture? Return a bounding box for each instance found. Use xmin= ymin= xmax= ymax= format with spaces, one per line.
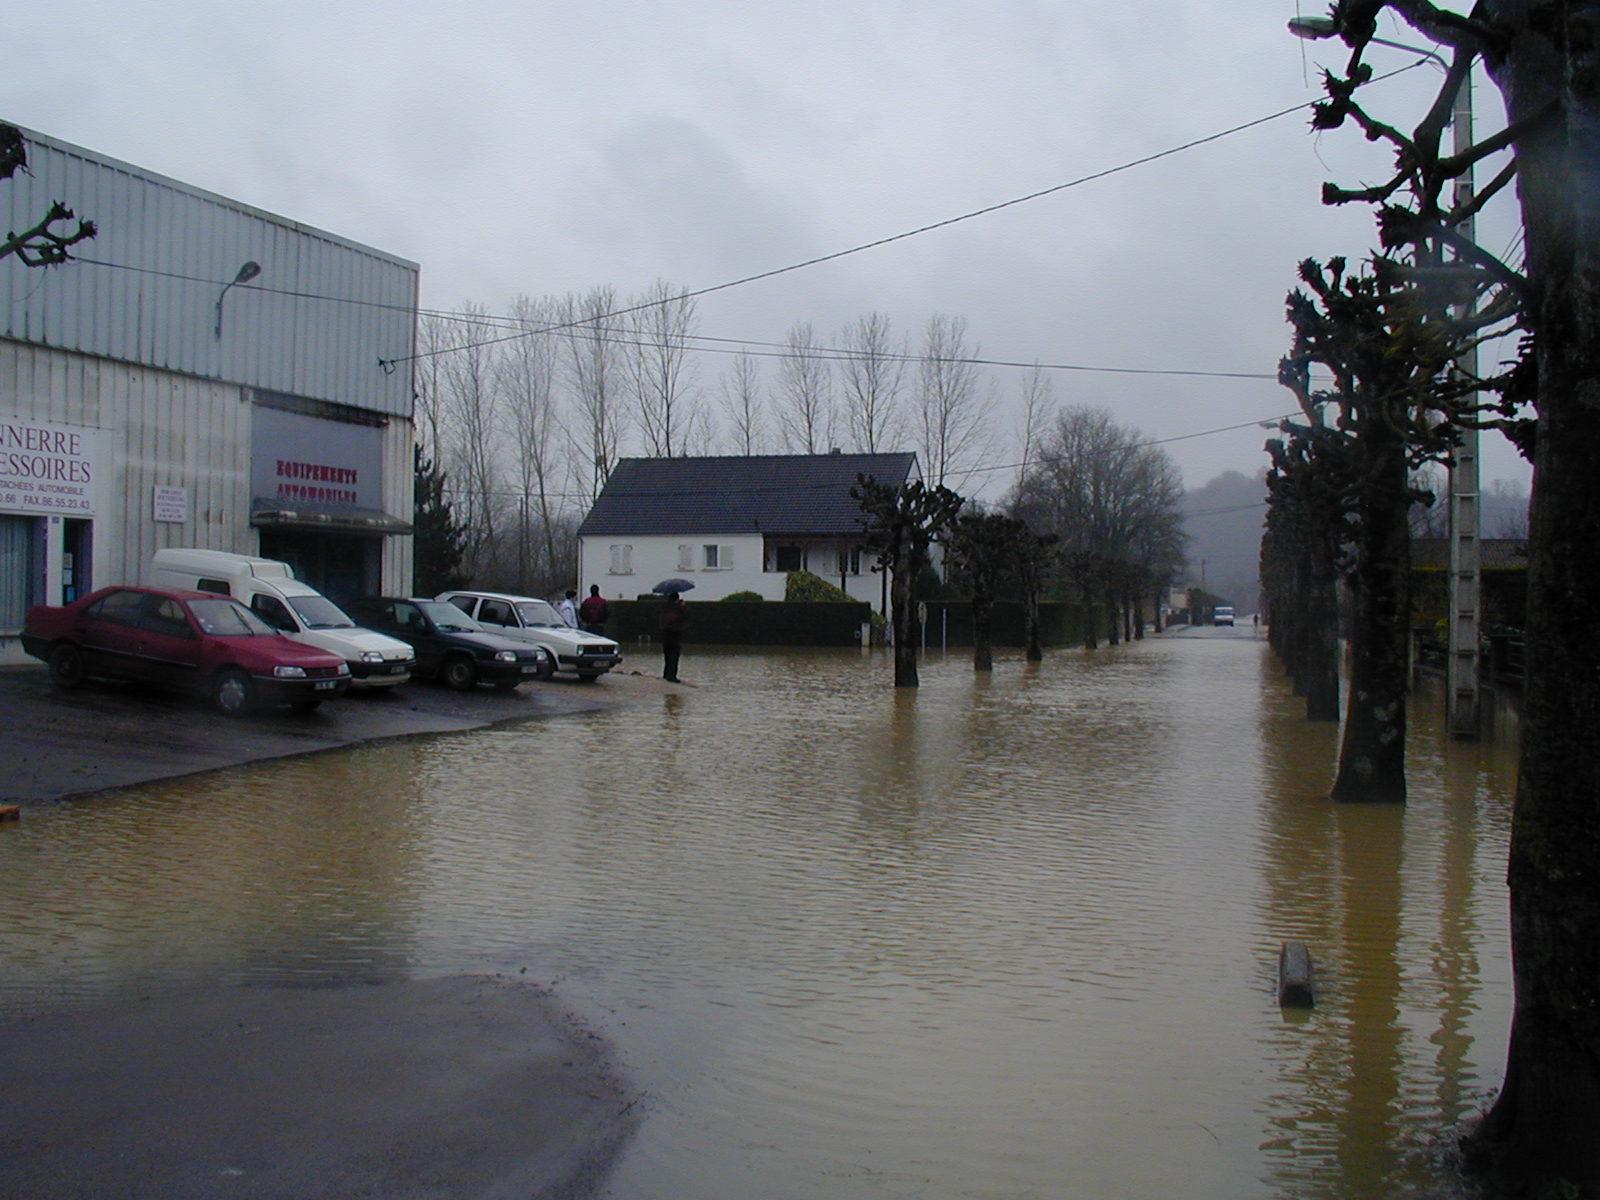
xmin=8 ymin=0 xmax=1530 ymax=495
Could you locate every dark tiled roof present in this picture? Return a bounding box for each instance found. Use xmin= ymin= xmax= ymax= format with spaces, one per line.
xmin=1412 ymin=537 xmax=1529 ymax=570
xmin=577 ymin=452 xmax=918 ymax=537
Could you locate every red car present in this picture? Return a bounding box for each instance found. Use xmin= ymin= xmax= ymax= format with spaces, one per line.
xmin=21 ymin=585 xmax=351 ymax=716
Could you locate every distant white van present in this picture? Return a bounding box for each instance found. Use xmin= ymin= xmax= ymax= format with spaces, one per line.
xmin=150 ymin=549 xmax=415 ymax=689
xmin=1213 ymin=606 xmax=1236 ymax=627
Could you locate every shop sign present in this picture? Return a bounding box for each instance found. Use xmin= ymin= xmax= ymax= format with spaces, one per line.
xmin=251 ymin=405 xmax=383 ymax=511
xmin=0 ymin=417 xmax=103 ymax=517
xmin=153 ymin=485 xmax=188 ymax=523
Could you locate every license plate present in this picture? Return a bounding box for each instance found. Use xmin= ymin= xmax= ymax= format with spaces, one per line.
xmin=521 ymin=664 xmax=539 ymax=674
xmin=388 ymin=663 xmax=408 ymax=674
xmin=314 ymin=680 xmax=337 ymax=691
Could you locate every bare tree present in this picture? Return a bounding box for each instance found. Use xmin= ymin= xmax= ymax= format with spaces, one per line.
xmin=438 ymin=303 xmax=503 ymax=578
xmin=838 ymin=312 xmax=906 ymax=452
xmin=629 ymin=279 xmax=698 ymax=458
xmin=719 ymin=350 xmax=765 ymax=455
xmin=1013 ymin=406 xmax=1182 ymax=650
xmin=776 ymin=321 xmax=834 ymax=453
xmin=501 ymin=295 xmax=567 ymax=591
xmin=853 ymin=475 xmax=964 ymax=687
xmin=560 ymin=287 xmax=626 ymax=501
xmin=413 ymin=314 xmax=453 ymax=464
xmin=1305 ymin=7 xmax=1600 ymax=1180
xmin=1016 ymin=363 xmax=1055 ymax=485
xmin=1 ymin=124 xmax=96 ymax=266
xmin=916 ymin=314 xmax=992 ymax=488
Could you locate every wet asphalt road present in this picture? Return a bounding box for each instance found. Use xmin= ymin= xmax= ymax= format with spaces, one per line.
xmin=0 ymin=664 xmax=648 ymax=805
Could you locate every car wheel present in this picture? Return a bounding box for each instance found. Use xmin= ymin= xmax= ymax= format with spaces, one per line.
xmin=48 ymin=643 xmax=88 ymax=689
xmin=442 ymin=656 xmax=478 ymax=691
xmin=536 ymin=652 xmax=556 ymax=682
xmin=213 ymin=668 xmax=254 ymax=717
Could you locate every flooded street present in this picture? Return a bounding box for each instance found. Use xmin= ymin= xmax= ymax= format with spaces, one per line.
xmin=0 ymin=629 xmax=1519 ymax=1198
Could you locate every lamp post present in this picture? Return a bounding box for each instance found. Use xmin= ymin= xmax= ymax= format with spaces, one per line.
xmin=1288 ymin=17 xmax=1483 ymax=740
xmin=214 ymin=260 xmax=261 ymax=339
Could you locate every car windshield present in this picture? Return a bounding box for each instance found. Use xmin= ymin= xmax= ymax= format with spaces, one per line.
xmin=288 ymin=594 xmax=356 ymax=630
xmin=417 ymin=600 xmax=483 ymax=633
xmin=516 ymin=600 xmax=565 ymax=627
xmin=189 ymin=598 xmax=276 ymax=637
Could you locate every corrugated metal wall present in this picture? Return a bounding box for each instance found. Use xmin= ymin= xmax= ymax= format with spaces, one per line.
xmin=0 ymin=340 xmax=250 ymax=588
xmin=2 ymin=126 xmax=417 ymax=419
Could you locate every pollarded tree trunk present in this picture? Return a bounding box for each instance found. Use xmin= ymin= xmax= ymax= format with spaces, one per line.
xmin=972 ymin=593 xmax=994 ymax=672
xmin=1471 ymin=6 xmax=1600 ymax=1180
xmin=1132 ymin=591 xmax=1145 ymax=640
xmin=1104 ymin=589 xmax=1120 ymax=646
xmin=1329 ymin=441 xmax=1410 ymax=804
xmin=1303 ymin=564 xmax=1341 ymax=723
xmin=890 ymin=544 xmax=919 ymax=688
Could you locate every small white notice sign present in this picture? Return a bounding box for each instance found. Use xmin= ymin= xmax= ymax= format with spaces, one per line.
xmin=153 ymin=485 xmax=188 ymax=523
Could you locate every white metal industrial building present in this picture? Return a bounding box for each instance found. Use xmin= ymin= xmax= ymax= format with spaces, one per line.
xmin=1 ymin=124 xmax=418 ymax=663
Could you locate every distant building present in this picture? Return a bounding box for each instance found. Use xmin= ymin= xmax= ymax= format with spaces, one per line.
xmin=576 ymin=452 xmax=919 ymax=610
xmin=1 ymin=125 xmax=418 ymax=662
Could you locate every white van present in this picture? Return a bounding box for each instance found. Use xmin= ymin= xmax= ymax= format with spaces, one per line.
xmin=150 ymin=549 xmax=415 ymax=689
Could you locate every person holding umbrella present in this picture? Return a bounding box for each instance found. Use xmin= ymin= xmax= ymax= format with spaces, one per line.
xmin=653 ymin=579 xmax=693 ymax=682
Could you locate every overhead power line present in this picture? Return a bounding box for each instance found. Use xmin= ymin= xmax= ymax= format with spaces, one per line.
xmin=378 ymin=71 xmax=1428 ymax=372
xmin=70 ymin=252 xmax=1317 ymax=385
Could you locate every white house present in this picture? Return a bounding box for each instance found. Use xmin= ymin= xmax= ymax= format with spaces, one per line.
xmin=576 ymin=452 xmax=920 ymax=610
xmin=1 ymin=124 xmax=419 ymax=663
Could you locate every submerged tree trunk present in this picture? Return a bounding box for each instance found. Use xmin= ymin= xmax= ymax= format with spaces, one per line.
xmin=1104 ymin=589 xmax=1120 ymax=646
xmin=1303 ymin=567 xmax=1341 ymax=723
xmin=971 ymin=593 xmax=993 ymax=672
xmin=1471 ymin=9 xmax=1600 ymax=1179
xmin=1132 ymin=592 xmax=1145 ymax=640
xmin=890 ymin=545 xmax=919 ymax=688
xmin=1330 ymin=443 xmax=1410 ymax=803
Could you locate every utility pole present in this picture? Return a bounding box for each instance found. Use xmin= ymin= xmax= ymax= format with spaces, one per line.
xmin=1284 ymin=16 xmax=1482 ymax=735
xmin=1447 ymin=71 xmax=1482 ymax=740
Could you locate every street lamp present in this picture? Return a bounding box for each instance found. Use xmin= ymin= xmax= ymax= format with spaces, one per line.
xmin=1287 ymin=15 xmax=1483 ymax=739
xmin=214 ymin=260 xmax=261 ymax=339
xmin=1286 ymin=15 xmax=1448 ymax=69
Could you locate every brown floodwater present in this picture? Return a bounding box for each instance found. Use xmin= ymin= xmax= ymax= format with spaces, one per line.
xmin=0 ymin=627 xmax=1520 ymax=1199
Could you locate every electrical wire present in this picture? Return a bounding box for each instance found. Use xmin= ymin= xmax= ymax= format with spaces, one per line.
xmin=69 ymin=251 xmax=1312 ymax=385
xmin=379 ymin=73 xmax=1428 ymax=372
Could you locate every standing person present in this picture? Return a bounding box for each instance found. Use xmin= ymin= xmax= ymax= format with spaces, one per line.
xmin=556 ymin=589 xmax=579 ymax=628
xmin=659 ymin=592 xmax=686 ymax=682
xmin=578 ymin=585 xmax=609 ymax=636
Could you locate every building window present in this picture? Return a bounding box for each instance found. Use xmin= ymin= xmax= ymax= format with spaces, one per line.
xmin=703 ymin=544 xmax=719 ymax=570
xmin=773 ymin=545 xmax=804 ymax=572
xmin=837 ymin=547 xmax=862 ymax=576
xmin=608 ymin=544 xmax=632 ymax=574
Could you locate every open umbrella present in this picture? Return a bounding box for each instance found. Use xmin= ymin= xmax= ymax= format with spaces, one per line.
xmin=652 ymin=578 xmax=695 ymax=595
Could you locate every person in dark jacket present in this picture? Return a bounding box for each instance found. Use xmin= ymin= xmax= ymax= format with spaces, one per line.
xmin=578 ymin=585 xmax=609 ymax=635
xmin=659 ymin=592 xmax=686 ymax=682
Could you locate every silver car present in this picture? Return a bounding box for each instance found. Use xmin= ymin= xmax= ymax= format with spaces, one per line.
xmin=436 ymin=591 xmax=623 ymax=681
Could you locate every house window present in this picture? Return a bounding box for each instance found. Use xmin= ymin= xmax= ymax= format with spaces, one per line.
xmin=608 ymin=544 xmax=632 ymax=575
xmin=702 ymin=544 xmax=733 ymax=570
xmin=837 ymin=547 xmax=862 ymax=576
xmin=703 ymin=544 xmax=719 ymax=570
xmin=773 ymin=545 xmax=804 ymax=572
